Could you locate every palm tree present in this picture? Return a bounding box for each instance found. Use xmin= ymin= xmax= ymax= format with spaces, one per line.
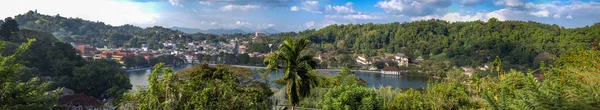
xmin=264 ymin=37 xmax=318 ymax=109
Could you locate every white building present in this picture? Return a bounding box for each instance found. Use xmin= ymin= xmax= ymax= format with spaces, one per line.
xmin=356 ymin=54 xmax=371 ymax=65
xmin=395 ymin=53 xmax=409 ymax=67
xmin=381 ymin=66 xmax=400 ymax=75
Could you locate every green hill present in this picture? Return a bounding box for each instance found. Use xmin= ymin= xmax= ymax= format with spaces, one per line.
xmin=12 ymin=11 xmax=190 ymax=49
xmin=266 ymin=19 xmax=600 ymax=69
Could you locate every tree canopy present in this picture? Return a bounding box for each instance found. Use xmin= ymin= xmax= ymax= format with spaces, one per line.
xmin=0 ymin=39 xmax=61 ymax=109
xmin=120 ymin=64 xmax=273 ymax=109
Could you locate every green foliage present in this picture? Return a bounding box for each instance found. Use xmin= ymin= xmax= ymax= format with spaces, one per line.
xmin=149 ymin=55 xmax=185 ymax=66
xmin=255 ymin=20 xmax=600 ymax=70
xmin=0 ymin=39 xmax=60 ymax=109
xmin=120 ymin=64 xmax=272 ymax=109
xmin=0 ymin=78 xmax=61 ymax=109
xmin=373 ymin=61 xmax=386 ymax=69
xmin=67 ymin=60 xmax=131 ymax=98
xmin=122 ymin=55 xmax=148 ymax=68
xmin=319 ymin=84 xmax=383 ymax=110
xmin=247 ymin=42 xmax=271 ymax=53
xmin=0 ymin=17 xmax=20 ymax=41
xmin=382 ymin=47 xmax=600 ymax=110
xmin=264 ymin=37 xmax=319 ymax=107
xmin=406 ymin=60 xmax=453 ymax=77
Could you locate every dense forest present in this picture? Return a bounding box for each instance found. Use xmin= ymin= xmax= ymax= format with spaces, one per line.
xmin=260 ymin=19 xmax=600 ymax=70
xmin=0 ymin=17 xmax=131 ymax=109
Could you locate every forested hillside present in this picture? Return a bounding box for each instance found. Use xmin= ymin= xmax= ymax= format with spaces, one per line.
xmin=0 ymin=24 xmax=132 ymax=108
xmin=285 ymin=19 xmax=600 ymax=69
xmin=12 ymin=11 xmax=242 ymax=49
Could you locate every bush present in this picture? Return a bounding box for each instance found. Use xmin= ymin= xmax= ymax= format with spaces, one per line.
xmin=319 ymin=84 xmax=383 ymax=110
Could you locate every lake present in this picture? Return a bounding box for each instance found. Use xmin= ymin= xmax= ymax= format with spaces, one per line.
xmin=128 ymin=64 xmax=434 ymax=90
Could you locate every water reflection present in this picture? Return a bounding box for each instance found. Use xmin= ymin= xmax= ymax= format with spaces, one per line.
xmin=128 ymin=64 xmax=434 ymax=90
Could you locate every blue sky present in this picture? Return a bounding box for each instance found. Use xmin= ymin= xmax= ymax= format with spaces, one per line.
xmin=1 ymin=0 xmax=600 ymax=32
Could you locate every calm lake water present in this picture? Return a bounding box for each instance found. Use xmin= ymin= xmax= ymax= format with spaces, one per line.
xmin=128 ymin=64 xmax=434 ymax=90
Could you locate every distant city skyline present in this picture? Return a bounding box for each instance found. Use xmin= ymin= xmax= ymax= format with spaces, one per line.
xmin=1 ymin=0 xmax=600 ymax=32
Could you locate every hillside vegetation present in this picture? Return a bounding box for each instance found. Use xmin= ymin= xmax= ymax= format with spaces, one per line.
xmin=280 ymin=19 xmax=600 ymax=69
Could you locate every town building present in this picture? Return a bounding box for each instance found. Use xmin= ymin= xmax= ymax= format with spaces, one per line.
xmin=60 ymin=93 xmax=104 ymax=110
xmin=356 ymin=54 xmax=372 ymax=65
xmin=381 ymin=66 xmax=400 ymax=75
xmin=75 ymin=45 xmax=96 ymax=59
xmin=395 ymin=53 xmax=409 ymax=67
xmin=100 ymin=50 xmax=135 ymax=64
xmin=462 ymin=65 xmax=475 ymax=77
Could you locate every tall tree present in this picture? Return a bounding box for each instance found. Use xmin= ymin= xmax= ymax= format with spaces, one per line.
xmin=0 ymin=39 xmax=60 ymax=109
xmin=264 ymin=37 xmax=318 ymax=109
xmin=68 ymin=60 xmax=131 ymax=98
xmin=0 ymin=17 xmax=19 ymax=41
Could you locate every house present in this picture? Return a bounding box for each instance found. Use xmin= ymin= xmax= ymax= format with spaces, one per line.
xmin=254 ymin=32 xmax=266 ymax=39
xmin=238 ymin=45 xmax=247 ymax=54
xmin=477 ymin=65 xmax=489 ymax=71
xmin=75 ymin=45 xmax=96 ymax=58
xmin=253 ymin=32 xmax=266 ymax=42
xmin=356 ymin=54 xmax=371 ymax=65
xmin=412 ymin=56 xmax=424 ymax=63
xmin=249 ymin=52 xmax=265 ymax=58
xmin=381 ymin=66 xmax=400 ymax=75
xmin=185 ymin=54 xmax=194 ymax=63
xmin=462 ymin=66 xmax=475 ymax=77
xmin=368 ymin=66 xmax=378 ymax=71
xmin=394 ymin=53 xmax=409 ymax=67
xmin=60 ymin=93 xmax=104 ymax=110
xmin=314 ymin=53 xmax=327 ymax=62
xmin=100 ymin=50 xmax=135 ymax=65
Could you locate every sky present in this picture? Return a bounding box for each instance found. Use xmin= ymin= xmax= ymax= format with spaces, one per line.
xmin=1 ymin=0 xmax=600 ymax=32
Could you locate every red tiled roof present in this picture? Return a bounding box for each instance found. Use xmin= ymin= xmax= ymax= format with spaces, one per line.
xmin=60 ymin=93 xmax=104 ymax=109
xmin=382 ymin=66 xmax=398 ymax=71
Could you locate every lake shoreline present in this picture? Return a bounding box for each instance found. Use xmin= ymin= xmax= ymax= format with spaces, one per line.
xmin=128 ymin=63 xmax=434 ymax=90
xmin=126 ymin=63 xmax=384 ymax=73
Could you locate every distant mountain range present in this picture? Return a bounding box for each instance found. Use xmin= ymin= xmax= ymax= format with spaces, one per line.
xmin=171 ymin=26 xmax=280 ymax=34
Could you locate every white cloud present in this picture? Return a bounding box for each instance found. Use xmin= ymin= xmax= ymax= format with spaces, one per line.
xmin=305 ymin=1 xmax=318 ymax=6
xmin=325 ymin=14 xmax=380 ymax=20
xmin=484 ymin=9 xmax=512 ymax=21
xmin=459 ymin=0 xmax=487 ymax=6
xmin=530 ymin=10 xmax=549 ymax=17
xmin=220 ymin=4 xmax=261 ymax=11
xmin=297 ymin=1 xmax=322 ymax=13
xmin=199 ymin=1 xmax=211 ymax=5
xmin=210 ymin=22 xmax=217 ymax=26
xmin=375 ymin=0 xmax=451 ymax=16
xmin=235 ymin=20 xmax=251 ymax=26
xmin=411 ymin=12 xmax=497 ymax=22
xmin=486 ymin=1 xmax=600 ymax=23
xmin=256 ymin=23 xmax=275 ymax=29
xmin=305 ymin=21 xmax=315 ymax=28
xmin=494 ymin=0 xmax=525 ymax=7
xmin=169 ymin=0 xmax=183 ymax=7
xmin=291 ymin=6 xmax=299 ymax=11
xmin=325 ymin=2 xmax=356 ymax=14
xmin=553 ymin=14 xmax=561 ymax=19
xmin=440 ymin=12 xmax=486 ymax=22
